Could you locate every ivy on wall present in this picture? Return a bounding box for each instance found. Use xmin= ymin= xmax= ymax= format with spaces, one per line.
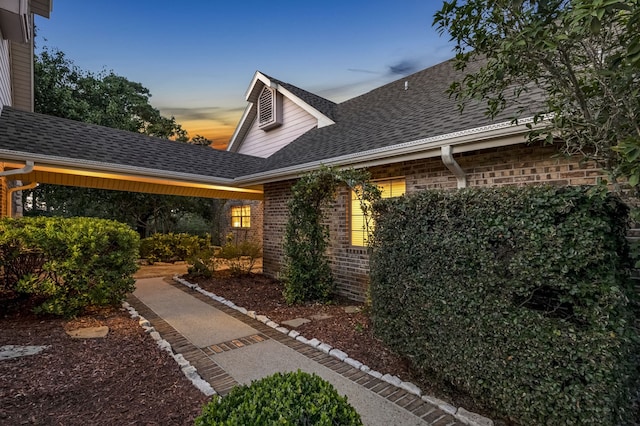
xmin=282 ymin=166 xmax=380 ymax=304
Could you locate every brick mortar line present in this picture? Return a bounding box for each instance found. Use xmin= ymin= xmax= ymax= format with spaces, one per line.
xmin=170 ymin=278 xmax=466 ymax=426
xmin=126 ymin=294 xmax=239 ymax=396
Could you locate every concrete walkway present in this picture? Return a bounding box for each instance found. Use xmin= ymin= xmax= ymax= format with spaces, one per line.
xmin=131 ymin=277 xmax=464 ymax=426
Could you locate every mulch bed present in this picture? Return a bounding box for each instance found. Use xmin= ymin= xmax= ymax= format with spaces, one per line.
xmin=1 ymin=271 xmax=493 ymax=425
xmin=0 ymin=305 xmax=208 ymax=425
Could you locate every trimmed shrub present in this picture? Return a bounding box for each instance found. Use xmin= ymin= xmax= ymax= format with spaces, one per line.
xmin=217 ymin=239 xmax=262 ymax=275
xmin=0 ymin=217 xmax=139 ymax=316
xmin=140 ymin=232 xmax=209 ymax=264
xmin=370 ymin=185 xmax=639 ymax=425
xmin=187 ymin=247 xmax=218 ymax=278
xmin=194 ymin=370 xmax=362 ymax=425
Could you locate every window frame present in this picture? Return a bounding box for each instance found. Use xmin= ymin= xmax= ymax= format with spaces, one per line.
xmin=350 ymin=177 xmax=406 ymax=247
xmin=231 ymin=205 xmax=251 ymax=229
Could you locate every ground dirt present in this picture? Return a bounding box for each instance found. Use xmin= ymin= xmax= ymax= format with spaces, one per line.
xmin=1 ymin=265 xmax=492 ymax=425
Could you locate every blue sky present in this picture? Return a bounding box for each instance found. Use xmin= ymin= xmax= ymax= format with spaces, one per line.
xmin=35 ymin=1 xmax=455 ymax=148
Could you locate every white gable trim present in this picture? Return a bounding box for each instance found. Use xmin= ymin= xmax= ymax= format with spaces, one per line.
xmin=227 ymin=71 xmax=334 ymax=153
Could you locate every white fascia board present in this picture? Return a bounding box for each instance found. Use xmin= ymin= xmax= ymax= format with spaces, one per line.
xmin=227 ymin=103 xmax=254 ymax=152
xmin=276 ymin=85 xmax=335 ymax=128
xmin=234 ymin=117 xmax=540 ymax=185
xmin=0 ymin=149 xmax=238 ymax=186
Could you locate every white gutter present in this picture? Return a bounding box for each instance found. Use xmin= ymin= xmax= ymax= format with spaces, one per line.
xmin=0 ymin=160 xmax=34 ymax=177
xmin=235 ymin=116 xmax=541 ymax=186
xmin=0 ymin=151 xmax=241 ymax=187
xmin=441 ymin=146 xmax=466 ymax=189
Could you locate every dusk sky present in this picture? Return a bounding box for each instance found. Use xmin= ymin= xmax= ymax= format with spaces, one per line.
xmin=35 ymin=1 xmax=455 ymax=149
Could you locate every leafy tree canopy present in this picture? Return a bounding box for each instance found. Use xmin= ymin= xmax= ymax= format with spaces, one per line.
xmin=35 ymin=47 xmax=188 ymax=140
xmin=434 ymin=0 xmax=640 ymax=185
xmin=28 ymin=47 xmax=225 ymax=237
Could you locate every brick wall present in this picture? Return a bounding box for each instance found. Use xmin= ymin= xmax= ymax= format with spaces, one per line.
xmin=262 ymin=142 xmax=606 ymax=301
xmin=263 ymin=180 xmax=295 ymax=276
xmin=221 ymin=200 xmax=264 ymax=246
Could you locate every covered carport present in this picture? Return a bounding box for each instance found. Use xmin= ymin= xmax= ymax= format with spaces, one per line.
xmin=0 ymin=107 xmax=265 ymax=217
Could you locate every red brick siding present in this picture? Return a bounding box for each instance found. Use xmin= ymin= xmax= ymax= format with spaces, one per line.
xmin=262 ymin=180 xmax=295 ymax=278
xmin=221 ymin=200 xmax=264 ymax=246
xmin=262 ymin=143 xmax=606 ymax=301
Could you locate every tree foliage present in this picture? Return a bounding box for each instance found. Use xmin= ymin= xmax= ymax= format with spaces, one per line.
xmin=434 ymin=0 xmax=640 ymax=185
xmin=35 ymin=47 xmax=187 ymax=140
xmin=283 ymin=166 xmax=380 ymax=304
xmin=27 ymin=47 xmax=224 ymax=236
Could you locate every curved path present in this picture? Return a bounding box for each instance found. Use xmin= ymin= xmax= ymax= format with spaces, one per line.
xmin=130 ymin=277 xmax=464 ymax=426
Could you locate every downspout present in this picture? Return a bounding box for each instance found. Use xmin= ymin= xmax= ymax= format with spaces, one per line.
xmin=0 ymin=160 xmax=34 ymax=177
xmin=0 ymin=161 xmax=35 ymax=217
xmin=7 ymin=181 xmax=37 ymax=217
xmin=441 ymin=146 xmax=466 ymax=189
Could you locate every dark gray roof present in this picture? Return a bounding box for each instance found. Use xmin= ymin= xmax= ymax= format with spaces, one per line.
xmin=264 ymin=74 xmax=338 ymax=121
xmin=0 ymin=58 xmax=546 ymax=185
xmin=259 ymin=58 xmax=546 ymax=172
xmin=0 ymin=107 xmax=266 ymax=180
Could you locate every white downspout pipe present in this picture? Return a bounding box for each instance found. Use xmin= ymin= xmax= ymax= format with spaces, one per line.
xmin=7 ymin=181 xmax=37 ymax=217
xmin=0 ymin=160 xmax=34 ymax=177
xmin=1 ymin=161 xmax=35 ymax=217
xmin=441 ymin=146 xmax=466 ymax=189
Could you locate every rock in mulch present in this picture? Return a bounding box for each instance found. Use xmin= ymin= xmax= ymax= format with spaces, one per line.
xmin=0 ymin=345 xmax=50 ymax=361
xmin=282 ymin=318 xmax=311 ymax=328
xmin=65 ymin=326 xmax=109 ymax=339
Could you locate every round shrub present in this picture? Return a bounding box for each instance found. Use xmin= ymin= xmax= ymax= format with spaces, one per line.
xmin=195 ymin=370 xmax=362 ymax=426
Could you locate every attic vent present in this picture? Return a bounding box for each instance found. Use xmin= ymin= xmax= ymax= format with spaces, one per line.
xmin=258 ymin=86 xmax=283 ymax=131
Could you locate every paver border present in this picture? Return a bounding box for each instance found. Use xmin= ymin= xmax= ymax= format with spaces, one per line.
xmin=169 ymin=276 xmax=482 ymax=426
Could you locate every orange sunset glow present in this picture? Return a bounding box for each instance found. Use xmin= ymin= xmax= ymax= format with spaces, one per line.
xmin=184 ymin=120 xmax=235 ymax=150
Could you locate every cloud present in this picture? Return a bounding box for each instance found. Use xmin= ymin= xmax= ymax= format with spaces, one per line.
xmin=387 ymin=59 xmax=421 ymax=76
xmin=347 ymin=68 xmax=382 ymax=75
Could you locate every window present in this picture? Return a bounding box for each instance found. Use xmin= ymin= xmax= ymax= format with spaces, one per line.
xmin=257 ymin=86 xmax=283 ymax=130
xmin=351 ymin=178 xmax=406 ymax=246
xmin=231 ymin=205 xmax=251 ymax=228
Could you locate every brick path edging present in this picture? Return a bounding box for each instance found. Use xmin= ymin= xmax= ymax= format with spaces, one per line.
xmin=172 ymin=275 xmax=494 ymax=426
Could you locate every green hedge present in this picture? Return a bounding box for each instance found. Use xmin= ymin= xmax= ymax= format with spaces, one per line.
xmin=195 ymin=370 xmax=362 ymax=425
xmin=0 ymin=217 xmax=139 ymax=316
xmin=370 ymin=185 xmax=639 ymax=425
xmin=140 ymin=232 xmax=209 ymax=264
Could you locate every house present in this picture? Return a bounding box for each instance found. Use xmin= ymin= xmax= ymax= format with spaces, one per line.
xmin=220 ymin=62 xmax=603 ymax=300
xmin=0 ymin=0 xmax=52 ymax=216
xmin=0 ymin=3 xmax=603 ymax=301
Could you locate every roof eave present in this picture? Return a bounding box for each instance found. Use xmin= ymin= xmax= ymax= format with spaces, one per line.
xmin=0 ymin=148 xmax=248 ymax=187
xmin=234 ymin=117 xmax=542 ymax=186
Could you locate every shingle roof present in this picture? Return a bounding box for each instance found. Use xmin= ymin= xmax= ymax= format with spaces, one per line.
xmin=258 ymin=58 xmax=546 ymax=172
xmin=0 ymin=58 xmax=546 ymax=186
xmin=0 ymin=107 xmax=266 ymax=180
xmin=265 ymin=74 xmax=338 ymax=121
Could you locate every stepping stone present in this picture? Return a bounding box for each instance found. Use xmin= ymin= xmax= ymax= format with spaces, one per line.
xmin=344 ymin=306 xmax=361 ymax=314
xmin=281 ymin=318 xmax=310 ymax=328
xmin=0 ymin=345 xmax=50 ymax=361
xmin=66 ymin=326 xmax=109 ymax=339
xmin=309 ymin=314 xmax=333 ymax=321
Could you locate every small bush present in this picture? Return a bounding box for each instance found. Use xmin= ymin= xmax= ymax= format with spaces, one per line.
xmin=140 ymin=232 xmax=209 ymax=264
xmin=370 ymin=185 xmax=639 ymax=425
xmin=194 ymin=370 xmax=362 ymax=426
xmin=187 ymin=247 xmax=218 ymax=278
xmin=217 ymin=237 xmax=261 ymax=275
xmin=0 ymin=217 xmax=139 ymax=316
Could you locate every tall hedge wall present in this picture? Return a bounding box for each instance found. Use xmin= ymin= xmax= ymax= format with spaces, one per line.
xmin=370 ymin=186 xmax=639 ymax=425
xmin=0 ymin=217 xmax=140 ymax=316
